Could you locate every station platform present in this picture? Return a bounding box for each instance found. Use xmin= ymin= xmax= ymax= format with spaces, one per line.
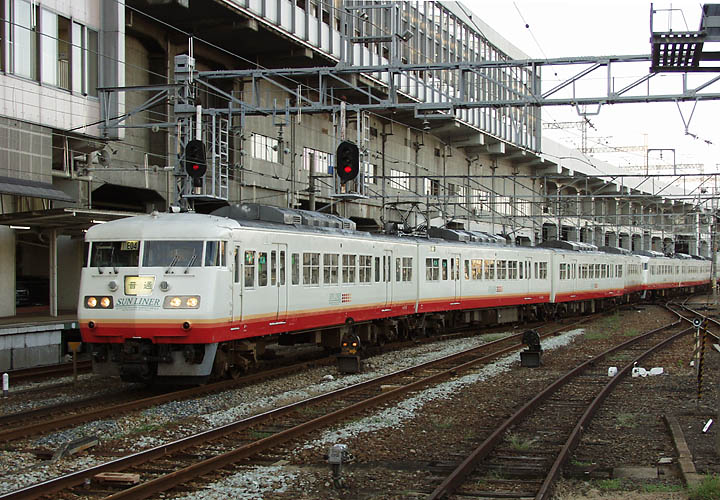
xmin=0 ymin=309 xmax=79 ymax=372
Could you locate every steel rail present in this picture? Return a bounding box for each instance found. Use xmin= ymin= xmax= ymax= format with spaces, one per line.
xmin=4 ymin=360 xmax=92 ymax=383
xmin=427 ymin=317 xmax=684 ymax=499
xmin=0 ymin=320 xmax=583 ymax=500
xmin=0 ymin=357 xmax=334 ymax=444
xmin=535 ymin=325 xmax=691 ymax=499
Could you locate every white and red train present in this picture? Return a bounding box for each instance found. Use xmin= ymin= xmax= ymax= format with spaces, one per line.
xmin=78 ymin=203 xmax=711 ymax=383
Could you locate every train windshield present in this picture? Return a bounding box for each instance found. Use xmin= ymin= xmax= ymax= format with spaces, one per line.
xmin=90 ymin=241 xmax=140 ymax=267
xmin=143 ymin=240 xmax=203 ymax=268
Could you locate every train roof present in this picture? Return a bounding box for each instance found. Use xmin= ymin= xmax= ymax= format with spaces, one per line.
xmin=85 ymin=211 xmax=240 ymax=240
xmin=536 ymin=240 xmax=598 ymax=252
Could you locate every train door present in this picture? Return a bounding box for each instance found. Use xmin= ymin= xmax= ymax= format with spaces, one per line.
xmin=273 ymin=243 xmax=288 ymax=322
xmin=524 ymin=258 xmax=532 ymax=296
xmin=383 ymin=249 xmax=393 ymax=307
xmin=451 ymin=253 xmax=461 ymax=301
xmin=232 ymin=245 xmax=242 ymax=322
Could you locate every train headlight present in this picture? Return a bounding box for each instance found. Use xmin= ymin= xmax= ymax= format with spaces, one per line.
xmin=85 ymin=296 xmax=113 ymax=309
xmin=163 ymin=295 xmax=201 ymax=309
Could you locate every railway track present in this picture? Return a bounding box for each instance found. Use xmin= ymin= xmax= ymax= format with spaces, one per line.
xmin=0 ymin=318 xmax=590 ymax=499
xmin=0 ymin=355 xmax=341 ymax=445
xmin=426 ymin=306 xmax=694 ymax=500
xmin=3 ymin=360 xmax=92 ymax=384
xmin=0 ymin=315 xmax=579 ymax=446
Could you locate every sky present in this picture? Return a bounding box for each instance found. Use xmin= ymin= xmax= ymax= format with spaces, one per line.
xmin=462 ymin=1 xmax=720 ymax=190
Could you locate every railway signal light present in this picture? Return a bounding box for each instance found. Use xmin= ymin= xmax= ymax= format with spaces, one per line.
xmin=335 ymin=141 xmax=359 ymax=184
xmin=184 ymin=139 xmax=207 ymax=187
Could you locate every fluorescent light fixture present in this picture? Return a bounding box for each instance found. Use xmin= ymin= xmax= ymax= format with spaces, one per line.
xmin=9 ymin=225 xmax=30 ymax=230
xmin=90 ymin=220 xmax=107 ymax=224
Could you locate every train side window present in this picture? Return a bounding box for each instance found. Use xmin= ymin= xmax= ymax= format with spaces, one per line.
xmin=519 ymin=261 xmax=523 ymax=280
xmin=402 ymin=257 xmax=412 ymax=281
xmin=279 ymin=251 xmax=286 ymax=285
xmin=464 ymin=260 xmax=470 ymax=280
xmin=426 ymin=258 xmax=439 ymax=280
xmin=539 ymin=262 xmax=548 ymax=279
xmin=442 ymin=259 xmax=448 ymax=280
xmin=359 ymin=255 xmax=372 ymax=283
xmin=382 ymin=256 xmax=386 ymax=282
xmin=374 ymin=256 xmax=380 ymax=282
xmin=485 ymin=259 xmax=495 ymax=280
xmin=396 ymin=257 xmax=401 ymax=282
xmin=234 ymin=247 xmax=240 ymax=283
xmin=244 ymin=251 xmax=255 ymax=287
xmin=205 ymin=241 xmax=227 ymax=267
xmin=291 ymin=253 xmax=300 ymax=285
xmin=303 ymin=252 xmax=320 ymax=285
xmin=527 ymin=262 xmax=531 ymax=280
xmin=258 ymin=252 xmax=268 ymax=286
xmin=509 ymin=261 xmax=517 ymax=280
xmin=534 ymin=262 xmax=538 ymax=279
xmin=270 ymin=251 xmax=277 ymax=286
xmin=323 ymin=253 xmax=339 ymax=284
xmin=559 ymin=263 xmax=566 ymax=280
xmin=471 ymin=259 xmax=482 ymax=280
xmin=385 ymin=256 xmax=391 ymax=282
xmin=342 ymin=254 xmax=356 ymax=283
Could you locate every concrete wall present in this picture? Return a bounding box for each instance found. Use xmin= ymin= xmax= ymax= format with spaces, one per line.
xmin=0 ymin=329 xmax=62 ymax=371
xmin=0 ymin=227 xmax=15 ymax=318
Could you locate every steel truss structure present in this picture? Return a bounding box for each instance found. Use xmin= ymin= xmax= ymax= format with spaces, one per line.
xmin=96 ymin=1 xmax=720 ymax=254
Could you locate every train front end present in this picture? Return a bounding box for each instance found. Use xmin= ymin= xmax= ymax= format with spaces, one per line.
xmin=78 ymin=212 xmax=235 ymax=384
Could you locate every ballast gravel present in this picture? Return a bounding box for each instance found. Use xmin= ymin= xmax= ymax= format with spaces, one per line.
xmin=0 ymin=328 xmax=583 ymax=496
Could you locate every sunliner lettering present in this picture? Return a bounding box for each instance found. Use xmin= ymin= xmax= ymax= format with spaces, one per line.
xmin=116 ymin=297 xmax=161 ymax=308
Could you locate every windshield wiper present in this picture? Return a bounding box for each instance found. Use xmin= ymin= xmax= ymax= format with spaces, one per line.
xmin=109 ymin=247 xmax=119 ymax=274
xmin=166 ymin=255 xmax=179 ymax=274
xmin=184 ymin=254 xmax=197 ymax=274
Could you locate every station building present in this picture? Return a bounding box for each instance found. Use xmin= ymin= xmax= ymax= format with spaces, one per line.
xmin=0 ymin=0 xmax=713 ymax=367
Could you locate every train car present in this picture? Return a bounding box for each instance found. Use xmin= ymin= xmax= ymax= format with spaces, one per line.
xmin=78 ymin=203 xmax=711 ymax=383
xmin=636 ymin=251 xmax=711 ymax=296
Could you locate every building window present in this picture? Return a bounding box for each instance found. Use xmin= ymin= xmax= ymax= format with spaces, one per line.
xmin=251 ymin=133 xmax=279 ymax=163
xmin=12 ymin=0 xmax=37 ymax=80
xmin=303 ymin=147 xmax=332 ymax=173
xmin=389 ymin=169 xmax=410 ymax=190
xmin=86 ymin=28 xmax=98 ymax=96
xmin=8 ymin=2 xmax=98 ymax=94
xmin=364 ymin=163 xmax=377 ymax=184
xmin=40 ymin=9 xmax=70 ymax=90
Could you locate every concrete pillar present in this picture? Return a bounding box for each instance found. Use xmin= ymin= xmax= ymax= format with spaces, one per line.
xmin=101 ymin=0 xmax=126 ymax=140
xmin=0 ymin=226 xmax=15 ymax=318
